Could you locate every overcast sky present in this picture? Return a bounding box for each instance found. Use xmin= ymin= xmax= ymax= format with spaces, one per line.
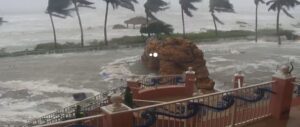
xmin=0 ymin=0 xmax=299 ymax=14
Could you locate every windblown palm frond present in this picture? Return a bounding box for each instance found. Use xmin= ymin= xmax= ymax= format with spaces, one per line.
xmin=255 ymin=0 xmax=265 ymax=5
xmin=209 ymin=0 xmax=234 ymax=13
xmin=267 ymin=0 xmax=300 ymax=17
xmin=105 ymin=0 xmax=138 ymax=11
xmin=144 ymin=0 xmax=169 ymax=20
xmin=180 ymin=0 xmax=202 ymax=17
xmin=47 ymin=0 xmax=72 ymax=18
xmin=76 ymin=0 xmax=95 ymax=9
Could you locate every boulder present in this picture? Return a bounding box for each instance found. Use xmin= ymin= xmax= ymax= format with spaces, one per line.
xmin=141 ymin=37 xmax=215 ymax=90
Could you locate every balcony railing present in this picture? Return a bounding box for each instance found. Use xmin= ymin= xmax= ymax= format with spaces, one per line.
xmin=26 ymin=86 xmax=126 ymax=127
xmin=31 ymin=81 xmax=276 ymax=127
xmin=131 ymin=81 xmax=274 ymax=127
xmin=130 ymin=74 xmax=185 ymax=88
xmin=38 ymin=114 xmax=105 ymax=127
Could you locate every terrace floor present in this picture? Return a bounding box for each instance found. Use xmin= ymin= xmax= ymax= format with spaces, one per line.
xmin=245 ymin=97 xmax=300 ymax=127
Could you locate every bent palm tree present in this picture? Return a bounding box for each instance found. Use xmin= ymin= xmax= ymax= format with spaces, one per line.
xmin=209 ymin=0 xmax=234 ymax=36
xmin=72 ymin=0 xmax=94 ymax=47
xmin=254 ymin=0 xmax=265 ymax=43
xmin=103 ymin=0 xmax=138 ymax=45
xmin=267 ymin=0 xmax=300 ymax=45
xmin=144 ymin=0 xmax=169 ymax=37
xmin=179 ymin=0 xmax=201 ymax=37
xmin=47 ymin=0 xmax=72 ymax=49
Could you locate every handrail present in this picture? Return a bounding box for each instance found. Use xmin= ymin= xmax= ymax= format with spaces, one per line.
xmin=27 ymin=80 xmax=275 ymax=127
xmin=27 ymin=86 xmax=126 ymax=126
xmin=113 ymin=81 xmax=275 ymax=115
xmin=35 ymin=114 xmax=105 ymax=127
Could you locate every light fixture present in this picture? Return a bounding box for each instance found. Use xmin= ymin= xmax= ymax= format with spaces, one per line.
xmin=153 ymin=52 xmax=158 ymax=57
xmin=149 ymin=53 xmax=153 ymax=57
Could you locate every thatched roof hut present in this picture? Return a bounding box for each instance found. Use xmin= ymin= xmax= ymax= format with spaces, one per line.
xmin=124 ymin=16 xmax=157 ymax=29
xmin=124 ymin=16 xmax=147 ymax=25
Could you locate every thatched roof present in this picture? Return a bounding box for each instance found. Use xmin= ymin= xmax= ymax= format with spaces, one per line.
xmin=124 ymin=16 xmax=147 ymax=25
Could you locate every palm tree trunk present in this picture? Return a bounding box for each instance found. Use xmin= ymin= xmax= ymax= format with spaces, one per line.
xmin=181 ymin=7 xmax=186 ymax=37
xmin=276 ymin=7 xmax=281 ymax=45
xmin=255 ymin=5 xmax=258 ymax=43
xmin=212 ymin=13 xmax=218 ymax=36
xmin=146 ymin=12 xmax=150 ymax=37
xmin=49 ymin=13 xmax=57 ymax=49
xmin=73 ymin=1 xmax=84 ymax=47
xmin=104 ymin=2 xmax=109 ymax=46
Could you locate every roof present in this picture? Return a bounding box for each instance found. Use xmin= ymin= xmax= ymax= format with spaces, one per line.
xmin=124 ymin=16 xmax=147 ymax=25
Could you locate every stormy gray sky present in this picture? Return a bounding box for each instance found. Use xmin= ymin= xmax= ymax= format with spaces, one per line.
xmin=0 ymin=0 xmax=299 ymax=14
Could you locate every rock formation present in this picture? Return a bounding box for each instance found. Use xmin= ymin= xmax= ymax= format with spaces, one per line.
xmin=141 ymin=37 xmax=215 ymax=90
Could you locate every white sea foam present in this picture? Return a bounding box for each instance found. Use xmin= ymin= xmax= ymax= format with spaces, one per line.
xmin=99 ymin=56 xmax=140 ymax=81
xmin=0 ymin=80 xmax=99 ymax=123
xmin=0 ymin=80 xmax=99 ymax=96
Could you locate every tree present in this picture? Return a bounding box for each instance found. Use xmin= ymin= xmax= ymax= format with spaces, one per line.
xmin=144 ymin=0 xmax=169 ymax=37
xmin=209 ymin=0 xmax=234 ymax=36
xmin=124 ymin=87 xmax=133 ymax=108
xmin=72 ymin=0 xmax=94 ymax=47
xmin=179 ymin=0 xmax=201 ymax=37
xmin=267 ymin=0 xmax=300 ymax=45
xmin=103 ymin=0 xmax=138 ymax=45
xmin=46 ymin=0 xmax=72 ymax=49
xmin=254 ymin=0 xmax=265 ymax=43
xmin=140 ymin=21 xmax=174 ymax=37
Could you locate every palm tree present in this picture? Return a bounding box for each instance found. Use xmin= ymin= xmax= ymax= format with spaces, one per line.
xmin=144 ymin=0 xmax=169 ymax=37
xmin=46 ymin=0 xmax=72 ymax=49
xmin=103 ymin=0 xmax=138 ymax=45
xmin=254 ymin=0 xmax=265 ymax=43
xmin=72 ymin=0 xmax=94 ymax=47
xmin=267 ymin=0 xmax=300 ymax=45
xmin=179 ymin=0 xmax=201 ymax=37
xmin=209 ymin=0 xmax=234 ymax=36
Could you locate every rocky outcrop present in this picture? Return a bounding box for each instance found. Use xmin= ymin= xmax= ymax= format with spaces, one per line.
xmin=141 ymin=37 xmax=215 ymax=90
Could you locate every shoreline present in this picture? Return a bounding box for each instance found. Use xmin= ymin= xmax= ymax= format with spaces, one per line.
xmin=0 ymin=29 xmax=298 ymax=58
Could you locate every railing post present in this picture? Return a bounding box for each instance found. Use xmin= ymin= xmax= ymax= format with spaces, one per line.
xmin=270 ymin=65 xmax=295 ymax=120
xmin=185 ymin=67 xmax=196 ymax=96
xmin=233 ymin=71 xmax=244 ymax=88
xmin=101 ymin=94 xmax=133 ymax=127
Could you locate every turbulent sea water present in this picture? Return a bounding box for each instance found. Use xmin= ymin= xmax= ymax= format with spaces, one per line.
xmin=1 ymin=0 xmax=300 ymax=126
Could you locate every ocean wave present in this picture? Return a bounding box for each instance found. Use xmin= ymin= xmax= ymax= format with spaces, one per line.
xmin=99 ymin=55 xmax=140 ymax=82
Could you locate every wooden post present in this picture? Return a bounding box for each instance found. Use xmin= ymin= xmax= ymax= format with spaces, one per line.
xmin=270 ymin=65 xmax=295 ymax=120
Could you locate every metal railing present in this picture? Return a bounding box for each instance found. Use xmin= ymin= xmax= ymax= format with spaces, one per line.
xmin=134 ymin=74 xmax=185 ymax=88
xmin=131 ymin=81 xmax=274 ymax=127
xmin=26 ymin=86 xmax=126 ymax=127
xmin=293 ymin=77 xmax=300 ymax=97
xmin=37 ymin=114 xmax=105 ymax=127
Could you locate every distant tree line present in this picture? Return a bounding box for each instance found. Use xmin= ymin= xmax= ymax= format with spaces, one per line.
xmin=45 ymin=0 xmax=299 ymax=48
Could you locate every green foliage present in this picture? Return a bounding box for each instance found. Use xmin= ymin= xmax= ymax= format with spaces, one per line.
xmin=75 ymin=105 xmax=84 ymax=118
xmin=47 ymin=0 xmax=72 ymax=18
xmin=267 ymin=0 xmax=300 ymax=18
xmin=140 ymin=21 xmax=174 ymax=36
xmin=105 ymin=0 xmax=138 ymax=11
xmin=180 ymin=0 xmax=202 ymax=17
xmin=34 ymin=42 xmax=81 ymax=50
xmin=124 ymin=87 xmax=133 ymax=108
xmin=209 ymin=0 xmax=234 ymax=13
xmin=144 ymin=0 xmax=169 ymax=20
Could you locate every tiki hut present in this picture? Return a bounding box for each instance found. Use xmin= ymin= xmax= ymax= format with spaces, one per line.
xmin=124 ymin=16 xmax=148 ymax=29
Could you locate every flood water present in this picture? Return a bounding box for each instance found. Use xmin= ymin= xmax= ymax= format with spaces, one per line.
xmin=0 ymin=39 xmax=300 ymax=125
